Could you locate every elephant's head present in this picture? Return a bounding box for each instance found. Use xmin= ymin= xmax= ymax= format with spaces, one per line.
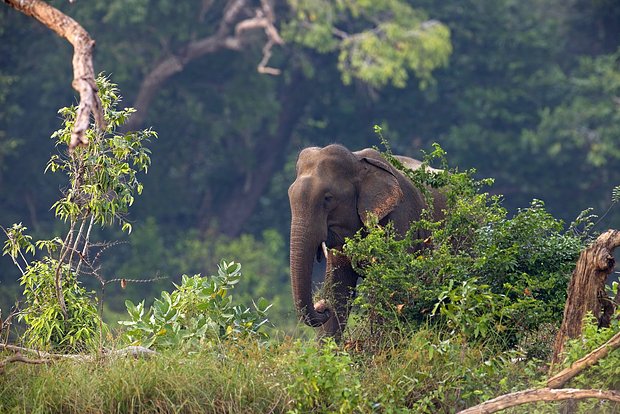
xmin=288 ymin=144 xmax=404 ymax=327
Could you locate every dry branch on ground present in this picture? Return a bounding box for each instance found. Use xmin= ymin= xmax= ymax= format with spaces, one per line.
xmin=457 ymin=388 xmax=620 ymax=414
xmin=0 ymin=343 xmax=157 ymax=373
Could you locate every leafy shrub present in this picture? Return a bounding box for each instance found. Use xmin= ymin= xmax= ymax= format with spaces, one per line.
xmin=18 ymin=257 xmax=101 ymax=351
xmin=105 ymin=222 xmax=295 ymax=329
xmin=284 ymin=338 xmax=363 ymax=413
xmin=119 ymin=261 xmax=272 ymax=349
xmin=561 ymin=307 xmax=620 ymax=390
xmin=433 ymin=278 xmax=507 ymax=342
xmin=343 ymin=140 xmax=586 ymax=349
xmin=2 ymin=76 xmax=154 ymax=351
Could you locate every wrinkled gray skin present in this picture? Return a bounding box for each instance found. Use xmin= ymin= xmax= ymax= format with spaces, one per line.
xmin=288 ymin=144 xmax=446 ymax=341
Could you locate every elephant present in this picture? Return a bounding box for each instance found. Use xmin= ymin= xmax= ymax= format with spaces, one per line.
xmin=288 ymin=144 xmax=446 ymax=341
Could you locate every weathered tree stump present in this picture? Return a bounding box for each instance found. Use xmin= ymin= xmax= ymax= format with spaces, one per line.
xmin=552 ymin=229 xmax=620 ymax=365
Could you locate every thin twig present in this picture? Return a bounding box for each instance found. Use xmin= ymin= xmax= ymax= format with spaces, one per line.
xmin=75 ymin=215 xmax=94 ymax=276
xmin=70 ymin=217 xmax=86 ymax=268
xmin=54 ymin=222 xmax=76 ymax=319
xmin=7 ymin=253 xmax=25 ymax=276
xmin=105 ymin=275 xmax=168 ymax=285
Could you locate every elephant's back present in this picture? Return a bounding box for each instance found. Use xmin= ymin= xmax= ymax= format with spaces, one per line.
xmin=394 ymin=155 xmax=442 ymax=173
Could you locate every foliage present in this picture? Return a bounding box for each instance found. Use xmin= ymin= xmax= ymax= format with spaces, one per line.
xmin=519 ymin=50 xmax=620 ymax=218
xmin=3 ymin=223 xmax=101 ymax=351
xmin=18 ymin=258 xmax=101 ymax=352
xmin=285 ymin=338 xmax=363 ymax=413
xmin=119 ymin=261 xmax=272 ymax=350
xmin=433 ymin=278 xmax=506 ymax=342
xmin=560 ymin=287 xmax=620 ymax=391
xmin=47 ymin=75 xmax=155 ymax=233
xmin=283 ymin=0 xmax=452 ymax=88
xmin=343 ymin=142 xmax=585 ymax=350
xmin=0 ymin=330 xmax=544 ymax=413
xmin=105 ymin=221 xmax=294 ymax=329
xmin=1 ymin=76 xmax=154 ymax=351
xmin=523 ymin=51 xmax=620 ymax=168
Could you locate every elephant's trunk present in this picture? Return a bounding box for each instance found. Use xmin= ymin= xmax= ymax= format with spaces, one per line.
xmin=290 ymin=217 xmax=330 ymax=327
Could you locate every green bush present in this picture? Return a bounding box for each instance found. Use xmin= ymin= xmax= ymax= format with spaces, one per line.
xmin=105 ymin=221 xmax=295 ymax=329
xmin=18 ymin=258 xmax=101 ymax=352
xmin=561 ymin=305 xmax=620 ymax=391
xmin=2 ymin=76 xmax=154 ymax=352
xmin=284 ymin=338 xmax=364 ymax=413
xmin=344 ymin=142 xmax=586 ymax=350
xmin=119 ymin=260 xmax=271 ymax=349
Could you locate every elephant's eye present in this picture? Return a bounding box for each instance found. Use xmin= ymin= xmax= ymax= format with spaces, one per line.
xmin=323 ymin=194 xmax=333 ymax=208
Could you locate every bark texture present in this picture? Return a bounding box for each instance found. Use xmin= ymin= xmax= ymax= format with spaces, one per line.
xmin=552 ymin=229 xmax=620 ymax=364
xmin=3 ymin=0 xmax=104 ymax=150
xmin=457 ymin=388 xmax=620 ymax=414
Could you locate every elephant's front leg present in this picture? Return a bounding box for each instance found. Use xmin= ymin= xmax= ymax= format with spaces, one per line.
xmin=316 ymin=251 xmax=358 ymax=342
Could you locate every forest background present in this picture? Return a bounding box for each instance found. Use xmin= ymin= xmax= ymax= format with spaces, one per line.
xmin=1 ymin=0 xmax=620 ymax=330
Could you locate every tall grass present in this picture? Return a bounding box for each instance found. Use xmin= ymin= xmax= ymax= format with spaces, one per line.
xmin=0 ymin=331 xmax=545 ymax=414
xmin=0 ymin=343 xmax=290 ymax=413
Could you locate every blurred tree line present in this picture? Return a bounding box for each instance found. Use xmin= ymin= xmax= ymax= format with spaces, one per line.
xmin=1 ymin=0 xmax=619 ymax=328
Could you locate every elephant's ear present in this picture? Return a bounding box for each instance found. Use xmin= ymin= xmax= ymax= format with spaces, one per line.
xmin=357 ymin=157 xmax=404 ymax=226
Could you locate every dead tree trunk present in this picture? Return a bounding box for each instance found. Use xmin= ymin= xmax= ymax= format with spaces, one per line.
xmin=552 ymin=229 xmax=620 ymax=364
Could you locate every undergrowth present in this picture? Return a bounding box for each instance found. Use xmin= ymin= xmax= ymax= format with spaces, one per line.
xmin=0 ymin=330 xmax=544 ymax=414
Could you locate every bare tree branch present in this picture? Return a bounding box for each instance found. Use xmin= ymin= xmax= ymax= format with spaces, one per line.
xmin=125 ymin=0 xmax=284 ymax=130
xmin=3 ymin=0 xmax=105 ymax=150
xmin=457 ymin=388 xmax=620 ymax=414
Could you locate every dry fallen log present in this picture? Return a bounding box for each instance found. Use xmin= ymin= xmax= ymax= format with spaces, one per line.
xmin=457 ymin=388 xmax=620 ymax=414
xmin=0 ymin=343 xmax=157 ymax=373
xmin=2 ymin=0 xmax=105 ymax=150
xmin=0 ymin=354 xmax=50 ymax=374
xmin=552 ymin=229 xmax=620 ymax=364
xmin=0 ymin=343 xmax=90 ymax=360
